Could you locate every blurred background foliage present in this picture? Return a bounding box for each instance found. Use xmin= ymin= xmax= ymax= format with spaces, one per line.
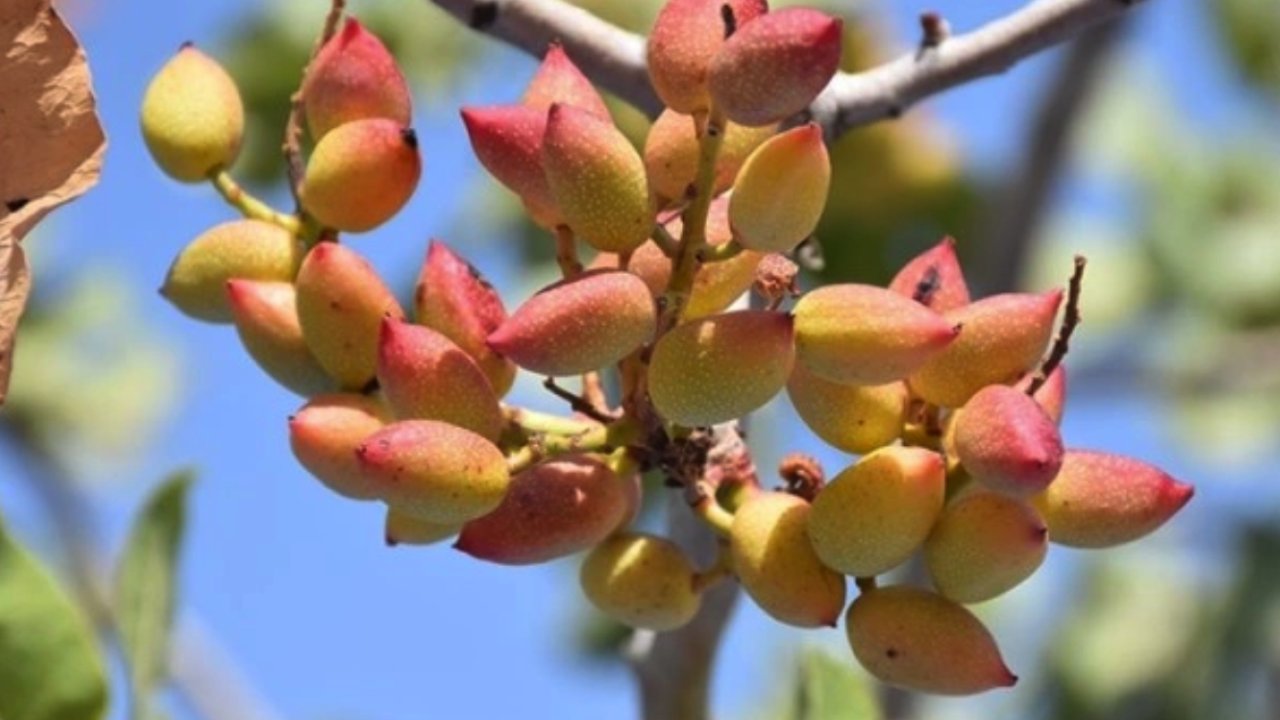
xmin=5 ymin=246 xmax=179 ymax=478
xmin=3 ymin=0 xmax=1280 ymax=718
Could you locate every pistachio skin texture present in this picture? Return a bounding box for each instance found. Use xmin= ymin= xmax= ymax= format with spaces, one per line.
xmin=487 ymin=270 xmax=656 ymax=377
xmin=1031 ymin=450 xmax=1194 ymax=548
xmin=301 ymin=18 xmax=412 ymax=139
xmin=376 ymin=318 xmax=504 ymax=440
xmin=540 ymin=103 xmax=651 ymax=253
xmin=521 ymin=43 xmax=610 ymax=118
xmin=730 ymin=124 xmax=830 ymax=253
xmin=141 ymin=45 xmax=244 ymax=181
xmin=708 ymin=8 xmax=843 ymax=126
xmin=161 ymin=219 xmax=301 ymax=324
xmin=729 ymin=492 xmax=846 ymax=628
xmin=808 ymin=447 xmax=946 ymax=577
xmin=793 ymin=284 xmax=959 ymax=386
xmin=909 ymin=291 xmax=1063 ymax=408
xmin=355 ymin=420 xmax=511 ymax=525
xmin=924 ymin=492 xmax=1048 ymax=603
xmin=847 ymin=586 xmax=1018 ymax=695
xmin=952 ymin=385 xmax=1064 ymax=498
xmin=646 ymin=0 xmax=769 ymax=114
xmin=226 ymin=280 xmax=333 ymax=396
xmin=644 ymin=109 xmax=775 ymax=205
xmin=384 ymin=509 xmax=460 ymax=547
xmin=580 ymin=532 xmax=701 ymax=631
xmin=289 ymin=393 xmax=391 ymax=500
xmin=414 ymin=240 xmax=516 ymax=396
xmin=460 ymin=105 xmax=562 ymax=228
xmin=786 ymin=364 xmax=907 ymax=454
xmin=1016 ymin=365 xmax=1067 ymax=425
xmin=300 ymin=118 xmax=421 ymax=232
xmin=649 ymin=311 xmax=796 ymax=427
xmin=455 ymin=456 xmax=632 ymax=565
xmin=295 ymin=243 xmax=406 ymax=390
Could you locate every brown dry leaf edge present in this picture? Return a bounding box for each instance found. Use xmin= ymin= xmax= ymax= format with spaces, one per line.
xmin=0 ymin=0 xmax=106 ymax=404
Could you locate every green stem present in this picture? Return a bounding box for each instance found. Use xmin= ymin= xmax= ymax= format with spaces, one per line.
xmin=209 ymin=170 xmax=303 ymax=236
xmin=506 ymin=445 xmax=541 ymax=475
xmin=604 ymin=446 xmax=640 ymax=477
xmin=503 ymin=405 xmax=598 ymax=437
xmin=697 ymin=240 xmax=744 ymax=263
xmin=506 ymin=416 xmax=643 ymax=474
xmin=659 ymin=109 xmax=727 ymax=334
xmin=689 ymin=481 xmax=734 ymax=538
xmin=652 ymin=223 xmax=679 ymax=257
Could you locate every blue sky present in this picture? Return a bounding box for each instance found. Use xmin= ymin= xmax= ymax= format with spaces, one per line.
xmin=1 ymin=0 xmax=1270 ymax=718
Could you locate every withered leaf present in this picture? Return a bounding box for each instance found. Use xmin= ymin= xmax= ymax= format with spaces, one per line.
xmin=0 ymin=0 xmax=106 ymax=405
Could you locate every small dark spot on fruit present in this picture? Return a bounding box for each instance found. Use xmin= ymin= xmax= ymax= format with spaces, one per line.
xmin=720 ymin=4 xmax=737 ymax=38
xmin=886 ymin=648 xmax=899 ymax=659
xmin=5 ymin=197 xmax=30 ymax=213
xmin=469 ymin=1 xmax=499 ymax=30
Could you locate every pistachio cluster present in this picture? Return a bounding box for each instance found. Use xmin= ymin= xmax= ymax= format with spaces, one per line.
xmin=141 ymin=1 xmax=1192 ymax=697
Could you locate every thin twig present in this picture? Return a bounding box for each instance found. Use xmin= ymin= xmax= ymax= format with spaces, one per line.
xmin=283 ymin=0 xmax=347 ymax=210
xmin=542 ymin=377 xmax=614 ymax=423
xmin=652 ymin=224 xmax=679 ymax=257
xmin=580 ymin=374 xmax=611 ymax=417
xmin=549 ymin=226 xmax=613 ymax=417
xmin=1027 ymin=255 xmax=1086 ymax=395
xmin=553 ymin=225 xmax=584 ymax=276
xmin=427 ymin=0 xmax=1149 ymax=140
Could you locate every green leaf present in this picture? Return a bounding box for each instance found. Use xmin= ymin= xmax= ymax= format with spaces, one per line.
xmin=114 ymin=471 xmax=194 ymax=719
xmin=0 ymin=513 xmax=109 ymax=720
xmin=793 ymin=647 xmax=882 ymax=720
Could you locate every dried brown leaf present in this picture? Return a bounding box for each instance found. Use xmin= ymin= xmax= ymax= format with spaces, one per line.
xmin=0 ymin=0 xmax=106 ymax=404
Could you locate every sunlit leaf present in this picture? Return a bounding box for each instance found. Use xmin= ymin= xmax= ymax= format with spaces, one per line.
xmin=0 ymin=513 xmax=109 ymax=720
xmin=115 ymin=471 xmax=194 ymax=719
xmin=792 ymin=647 xmax=882 ymax=720
xmin=1214 ymin=0 xmax=1280 ymax=98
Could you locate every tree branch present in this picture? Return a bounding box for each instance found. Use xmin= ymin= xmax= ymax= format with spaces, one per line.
xmin=426 ymin=0 xmax=1148 ymax=139
xmin=810 ymin=0 xmax=1143 ymax=139
xmin=627 ymin=496 xmax=738 ymax=720
xmin=427 ymin=0 xmax=661 ymax=115
xmin=626 ymin=423 xmax=755 ymax=720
